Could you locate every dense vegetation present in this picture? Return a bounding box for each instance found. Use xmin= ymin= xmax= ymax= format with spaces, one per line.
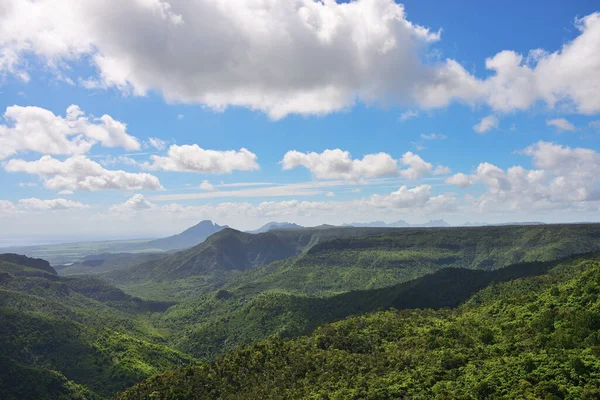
xmin=0 ymin=257 xmax=196 ymax=398
xmin=5 ymin=224 xmax=600 ymax=398
xmin=121 ymin=253 xmax=600 ymax=399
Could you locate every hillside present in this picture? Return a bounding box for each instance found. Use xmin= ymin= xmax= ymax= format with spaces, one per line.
xmin=162 ymin=256 xmax=558 ymax=360
xmin=0 ymin=256 xmax=197 ymax=398
xmin=119 ymin=253 xmax=600 ymax=399
xmin=103 ymin=226 xmax=402 ymax=300
xmin=228 ymin=223 xmax=600 ymax=296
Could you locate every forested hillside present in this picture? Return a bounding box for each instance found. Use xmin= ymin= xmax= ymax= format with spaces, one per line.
xmin=0 ymin=257 xmax=196 ymax=399
xmin=120 ymin=253 xmax=600 ymax=399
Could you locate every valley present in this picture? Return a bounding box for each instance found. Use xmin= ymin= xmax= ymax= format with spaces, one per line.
xmin=2 ymin=223 xmax=600 ymax=398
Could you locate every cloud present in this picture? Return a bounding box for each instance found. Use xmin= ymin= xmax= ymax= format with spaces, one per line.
xmin=446 ymin=141 xmax=600 ymax=212
xmin=368 ymin=184 xmax=432 ymax=208
xmin=399 ymin=110 xmax=418 ymax=121
xmin=398 ymin=152 xmax=433 ymax=180
xmin=282 ymin=149 xmax=398 ymax=180
xmin=146 ymin=144 xmax=259 ymax=173
xmin=589 ymin=120 xmax=600 ymax=130
xmin=5 ymin=155 xmax=163 ymax=192
xmin=148 ymin=137 xmax=167 ymax=150
xmin=109 ymin=194 xmax=156 ymax=213
xmin=420 ymin=133 xmax=447 ymax=140
xmin=2 ymin=2 xmax=600 ymax=117
xmin=325 ymin=191 xmax=335 ymax=197
xmin=445 ymin=173 xmax=474 ymax=188
xmin=18 ymin=198 xmax=89 ymax=211
xmin=473 ymin=115 xmax=498 ymax=134
xmin=546 ymin=118 xmax=576 ymax=132
xmin=0 ymin=104 xmax=140 ymax=160
xmin=200 ymin=180 xmax=215 ymax=191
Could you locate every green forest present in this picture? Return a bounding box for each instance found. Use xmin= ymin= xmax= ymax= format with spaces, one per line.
xmin=3 ymin=224 xmax=600 ymax=399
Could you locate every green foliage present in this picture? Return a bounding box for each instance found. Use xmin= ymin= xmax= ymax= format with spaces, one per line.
xmin=0 ymin=257 xmax=197 ymax=398
xmin=120 ymin=254 xmax=600 ymax=399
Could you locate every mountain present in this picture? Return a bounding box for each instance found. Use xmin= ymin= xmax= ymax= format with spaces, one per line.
xmin=228 ymin=223 xmax=600 ymax=297
xmin=248 ymin=221 xmax=304 ymax=234
xmin=0 ymin=253 xmax=56 ymax=274
xmin=0 ymin=255 xmax=196 ymax=399
xmin=344 ymin=219 xmax=449 ymax=228
xmin=143 ymin=220 xmax=227 ymax=250
xmin=118 ymin=252 xmax=600 ymax=399
xmin=102 ymin=226 xmax=410 ymax=300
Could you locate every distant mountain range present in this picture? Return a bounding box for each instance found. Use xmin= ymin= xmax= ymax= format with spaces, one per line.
xmin=247 ymin=222 xmax=304 ymax=234
xmin=139 ymin=220 xmax=228 ymax=250
xmin=344 ymin=219 xmax=450 ymax=228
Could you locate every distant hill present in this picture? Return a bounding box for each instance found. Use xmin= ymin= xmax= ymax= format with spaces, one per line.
xmin=248 ymin=222 xmax=304 ymax=234
xmin=143 ymin=220 xmax=227 ymax=250
xmin=344 ymin=219 xmax=450 ymax=228
xmin=0 ymin=253 xmax=56 ymax=274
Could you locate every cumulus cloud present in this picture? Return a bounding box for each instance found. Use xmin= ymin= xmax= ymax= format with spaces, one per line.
xmin=446 ymin=141 xmax=600 ymax=212
xmin=109 ymin=194 xmax=156 ymax=213
xmin=546 ymin=118 xmax=576 ymax=132
xmin=2 ymin=2 xmax=600 ymax=117
xmin=146 ymin=144 xmax=259 ymax=173
xmin=4 ymin=155 xmax=163 ymax=192
xmin=282 ymin=149 xmax=446 ymax=180
xmin=18 ymin=198 xmax=89 ymax=211
xmin=445 ymin=173 xmax=474 ymax=188
xmin=282 ymin=149 xmax=398 ymax=180
xmin=200 ymin=180 xmax=215 ymax=191
xmin=473 ymin=115 xmax=498 ymax=134
xmin=0 ymin=105 xmax=140 ymax=160
xmin=368 ymin=184 xmax=432 ymax=208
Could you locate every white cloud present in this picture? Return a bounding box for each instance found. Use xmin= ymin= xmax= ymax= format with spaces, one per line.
xmin=146 ymin=144 xmax=259 ymax=173
xmin=473 ymin=115 xmax=498 ymax=134
xmin=18 ymin=182 xmax=38 ymax=188
xmin=200 ymin=180 xmax=215 ymax=191
xmin=420 ymin=133 xmax=447 ymax=140
xmin=399 ymin=110 xmax=418 ymax=121
xmin=446 ymin=141 xmax=600 ymax=213
xmin=282 ymin=149 xmax=398 ymax=180
xmin=18 ymin=198 xmax=89 ymax=211
xmin=325 ymin=191 xmax=335 ymax=197
xmin=589 ymin=120 xmax=600 ymax=130
xmin=177 ymin=114 xmax=184 ymax=120
xmin=398 ymin=152 xmax=433 ymax=180
xmin=281 ymin=149 xmax=446 ymax=181
xmin=546 ymin=118 xmax=576 ymax=132
xmin=109 ymin=194 xmax=156 ymax=213
xmin=433 ymin=165 xmax=451 ymax=175
xmin=0 ymin=105 xmax=140 ymax=160
xmin=445 ymin=173 xmax=474 ymax=188
xmin=5 ymin=155 xmax=163 ymax=192
xmin=2 ymin=3 xmax=600 ymax=117
xmin=368 ymin=185 xmax=432 ymax=208
xmin=148 ymin=137 xmax=167 ymax=150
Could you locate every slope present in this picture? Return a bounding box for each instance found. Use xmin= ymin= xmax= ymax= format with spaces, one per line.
xmin=0 ymin=256 xmax=196 ymax=398
xmin=119 ymin=252 xmax=600 ymax=399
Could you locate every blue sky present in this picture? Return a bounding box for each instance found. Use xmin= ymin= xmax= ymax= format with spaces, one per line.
xmin=1 ymin=0 xmax=600 ymax=242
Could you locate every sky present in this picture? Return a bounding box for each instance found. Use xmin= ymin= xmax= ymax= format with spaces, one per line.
xmin=1 ymin=0 xmax=600 ymax=243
